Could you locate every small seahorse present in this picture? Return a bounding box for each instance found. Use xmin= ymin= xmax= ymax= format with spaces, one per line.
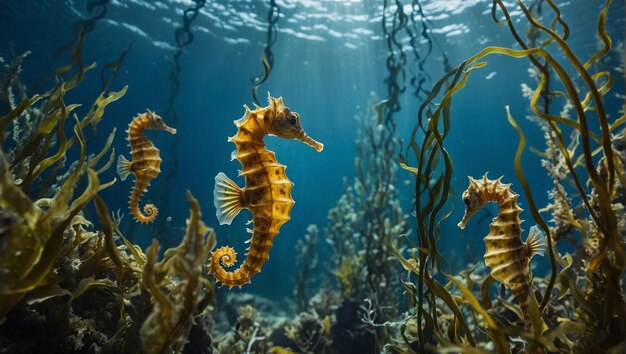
xmin=117 ymin=110 xmax=176 ymax=223
xmin=457 ymin=174 xmax=545 ymax=323
xmin=209 ymin=94 xmax=323 ymax=288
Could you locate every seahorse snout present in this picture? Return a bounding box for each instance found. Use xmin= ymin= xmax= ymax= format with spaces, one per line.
xmin=163 ymin=126 xmax=177 ymax=135
xmin=457 ymin=214 xmax=471 ymax=229
xmin=298 ymin=131 xmax=324 ymax=152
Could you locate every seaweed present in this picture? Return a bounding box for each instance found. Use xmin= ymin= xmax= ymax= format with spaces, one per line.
xmin=394 ymin=0 xmax=625 ymax=352
xmin=324 ymin=92 xmax=409 ymax=351
xmin=164 ymin=0 xmax=207 ymax=125
xmin=251 ymin=0 xmax=280 ymax=105
xmin=140 ymin=191 xmax=216 ymax=354
xmin=34 ymin=0 xmax=111 ymax=92
xmin=293 ymin=225 xmax=319 ymax=313
xmin=0 ymin=40 xmax=121 ymax=322
xmin=0 ymin=28 xmax=217 ymax=352
xmin=2 ymin=2 xmax=625 ymax=353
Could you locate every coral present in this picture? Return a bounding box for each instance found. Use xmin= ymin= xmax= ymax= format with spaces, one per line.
xmin=331 ymin=298 xmax=376 ymax=354
xmin=308 ymin=288 xmax=342 ymax=320
xmin=284 ymin=312 xmax=331 ymax=354
xmin=215 ymin=303 xmax=270 ymax=354
xmin=331 ymin=255 xmax=363 ymax=298
xmin=321 ymin=92 xmax=410 ymax=351
xmin=325 ymin=92 xmax=408 ymax=302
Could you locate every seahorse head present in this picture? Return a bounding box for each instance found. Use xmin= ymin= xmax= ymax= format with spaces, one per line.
xmin=144 ymin=109 xmax=177 ymax=135
xmin=457 ymin=176 xmax=487 ymax=229
xmin=267 ymin=95 xmax=324 ymax=152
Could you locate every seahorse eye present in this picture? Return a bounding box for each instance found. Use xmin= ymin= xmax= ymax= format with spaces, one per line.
xmin=287 ymin=113 xmax=298 ymax=125
xmin=463 ymin=198 xmax=471 ymax=206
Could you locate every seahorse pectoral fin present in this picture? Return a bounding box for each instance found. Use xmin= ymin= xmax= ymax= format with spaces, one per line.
xmin=525 ymin=225 xmax=547 ymax=258
xmin=214 ymin=172 xmax=244 ymax=225
xmin=117 ymin=155 xmax=133 ymax=181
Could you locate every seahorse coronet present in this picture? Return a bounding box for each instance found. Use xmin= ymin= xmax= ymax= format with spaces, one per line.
xmin=209 ymin=94 xmax=323 ymax=288
xmin=458 ymin=174 xmax=545 ymax=325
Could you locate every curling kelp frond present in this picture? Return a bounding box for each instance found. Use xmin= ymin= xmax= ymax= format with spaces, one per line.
xmin=0 ymin=29 xmax=124 ymax=328
xmin=0 ymin=12 xmax=222 ymax=353
xmin=325 ymin=92 xmax=409 ymax=351
xmin=140 ymin=191 xmax=216 ymax=354
xmin=0 ymin=148 xmax=102 ymax=321
xmin=250 ymin=0 xmax=280 ymax=105
xmin=397 ymin=0 xmax=625 ymax=352
xmin=0 ymin=89 xmax=120 ymax=322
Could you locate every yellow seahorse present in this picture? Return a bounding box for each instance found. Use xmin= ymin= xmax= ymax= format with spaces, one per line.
xmin=117 ymin=110 xmax=176 ymax=223
xmin=209 ymin=94 xmax=323 ymax=288
xmin=457 ymin=174 xmax=545 ymax=323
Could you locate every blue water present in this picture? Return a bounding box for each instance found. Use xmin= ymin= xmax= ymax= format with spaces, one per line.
xmin=1 ymin=0 xmax=624 ymax=301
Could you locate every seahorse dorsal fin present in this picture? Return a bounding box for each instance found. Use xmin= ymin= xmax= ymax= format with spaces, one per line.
xmin=526 ymin=225 xmax=547 ymax=258
xmin=116 ymin=155 xmax=132 ymax=181
xmin=214 ymin=172 xmax=244 ymax=225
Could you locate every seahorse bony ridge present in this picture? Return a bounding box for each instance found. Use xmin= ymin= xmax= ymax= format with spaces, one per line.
xmin=458 ymin=174 xmax=546 ymax=324
xmin=209 ymin=94 xmax=323 ymax=288
xmin=117 ymin=110 xmax=176 ymax=223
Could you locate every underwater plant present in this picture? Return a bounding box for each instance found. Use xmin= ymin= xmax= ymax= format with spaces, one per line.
xmin=158 ymin=0 xmax=207 ymax=246
xmin=284 ymin=312 xmax=331 ymax=354
xmin=164 ymin=0 xmax=207 ymax=124
xmin=215 ymin=303 xmax=270 ymax=354
xmin=393 ymin=0 xmax=626 ymax=352
xmin=0 ymin=26 xmax=217 ymax=353
xmin=324 ymin=92 xmax=410 ymax=352
xmin=251 ymin=0 xmax=280 ymax=105
xmin=0 ymin=38 xmax=124 ymax=322
xmin=293 ymin=224 xmax=320 ymax=314
xmin=3 ymin=1 xmax=625 ymax=353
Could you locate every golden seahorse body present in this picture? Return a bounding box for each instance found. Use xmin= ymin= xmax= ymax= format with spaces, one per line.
xmin=117 ymin=110 xmax=176 ymax=223
xmin=458 ymin=174 xmax=545 ymax=323
xmin=210 ymin=94 xmax=323 ymax=288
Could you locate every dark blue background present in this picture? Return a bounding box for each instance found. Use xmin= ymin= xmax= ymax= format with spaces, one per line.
xmin=1 ymin=0 xmax=624 ymax=300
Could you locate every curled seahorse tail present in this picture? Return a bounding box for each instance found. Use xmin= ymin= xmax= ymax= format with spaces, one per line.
xmin=140 ymin=203 xmax=158 ymax=222
xmin=209 ymin=246 xmax=254 ymax=288
xmin=129 ymin=186 xmax=158 ymax=223
xmin=129 ymin=202 xmax=158 ymax=223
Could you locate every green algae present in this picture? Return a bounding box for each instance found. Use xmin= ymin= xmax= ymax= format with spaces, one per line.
xmin=395 ymin=0 xmax=625 ymax=352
